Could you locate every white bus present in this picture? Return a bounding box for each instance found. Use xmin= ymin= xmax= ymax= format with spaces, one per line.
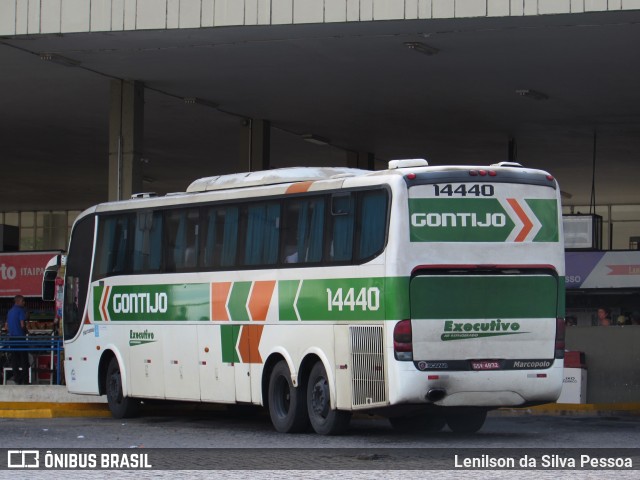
xmin=54 ymin=159 xmax=565 ymax=434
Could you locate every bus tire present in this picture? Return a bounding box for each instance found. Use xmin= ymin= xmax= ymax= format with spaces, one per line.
xmin=106 ymin=357 xmax=139 ymax=419
xmin=268 ymin=361 xmax=308 ymax=433
xmin=307 ymin=362 xmax=351 ymax=435
xmin=389 ymin=413 xmax=446 ymax=433
xmin=445 ymin=409 xmax=487 ymax=434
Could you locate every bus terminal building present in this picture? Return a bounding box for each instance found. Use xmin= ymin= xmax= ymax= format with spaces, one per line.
xmin=1 ymin=1 xmax=640 ymax=405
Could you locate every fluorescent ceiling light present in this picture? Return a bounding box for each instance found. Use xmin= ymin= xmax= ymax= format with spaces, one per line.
xmin=515 ymin=89 xmax=549 ymax=101
xmin=39 ymin=52 xmax=80 ymax=67
xmin=404 ymin=42 xmax=440 ymax=56
xmin=302 ymin=134 xmax=330 ymax=146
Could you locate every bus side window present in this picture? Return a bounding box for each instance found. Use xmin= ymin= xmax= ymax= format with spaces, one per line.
xmin=202 ymin=208 xmax=218 ymax=268
xmin=282 ymin=197 xmax=324 ymax=264
xmin=220 ymin=206 xmax=239 ymax=268
xmin=133 ymin=211 xmax=163 ymax=273
xmin=94 ymin=214 xmax=131 ymax=278
xmin=245 ymin=203 xmax=279 ymax=266
xmin=282 ymin=201 xmax=300 ymax=263
xmin=166 ymin=208 xmax=199 ymax=272
xmin=95 ymin=216 xmax=116 ymax=279
xmin=65 ymin=214 xmax=95 ymax=340
xmin=183 ymin=209 xmax=200 ymax=269
xmin=357 ymin=190 xmax=388 ymax=260
xmin=330 ymin=194 xmax=355 ymax=262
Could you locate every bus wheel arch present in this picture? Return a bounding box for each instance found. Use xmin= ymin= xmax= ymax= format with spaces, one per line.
xmin=306 ymin=361 xmax=351 ymax=435
xmin=261 ymin=352 xmax=289 ymax=410
xmin=98 ymin=350 xmax=116 ymax=396
xmin=104 ymin=355 xmax=140 ymax=419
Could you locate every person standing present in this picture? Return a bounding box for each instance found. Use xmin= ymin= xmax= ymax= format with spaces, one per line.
xmin=597 ymin=307 xmax=612 ymax=326
xmin=7 ymin=295 xmax=29 ymax=384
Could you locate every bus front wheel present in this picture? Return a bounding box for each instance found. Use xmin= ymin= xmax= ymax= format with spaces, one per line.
xmin=307 ymin=362 xmax=351 ymax=435
xmin=105 ymin=357 xmax=139 ymax=419
xmin=267 ymin=361 xmax=308 ymax=433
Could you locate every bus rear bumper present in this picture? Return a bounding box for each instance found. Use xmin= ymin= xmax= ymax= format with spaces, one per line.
xmin=388 ymin=360 xmax=564 ymax=408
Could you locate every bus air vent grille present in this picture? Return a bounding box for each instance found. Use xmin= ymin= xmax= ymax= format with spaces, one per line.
xmin=350 ymin=325 xmax=387 ymax=407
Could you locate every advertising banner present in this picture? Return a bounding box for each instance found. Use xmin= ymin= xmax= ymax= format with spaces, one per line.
xmin=0 ymin=252 xmax=59 ymax=298
xmin=566 ymin=251 xmax=640 ymax=289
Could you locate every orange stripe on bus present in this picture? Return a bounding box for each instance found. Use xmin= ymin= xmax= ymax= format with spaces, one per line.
xmin=507 ymin=198 xmax=533 ymax=242
xmin=285 ymin=181 xmax=314 ymax=194
xmin=211 ymin=282 xmax=232 ymax=321
xmin=238 ymin=325 xmax=264 ymax=364
xmin=248 ymin=280 xmax=276 ymax=321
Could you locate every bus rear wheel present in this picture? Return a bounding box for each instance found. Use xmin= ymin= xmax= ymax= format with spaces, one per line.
xmin=268 ymin=360 xmax=308 ymax=433
xmin=105 ymin=357 xmax=139 ymax=419
xmin=307 ymin=362 xmax=351 ymax=435
xmin=445 ymin=409 xmax=487 ymax=434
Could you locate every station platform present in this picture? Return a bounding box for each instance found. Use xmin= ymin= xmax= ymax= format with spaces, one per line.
xmin=0 ymin=385 xmax=109 ymax=418
xmin=0 ymin=385 xmax=639 ymax=419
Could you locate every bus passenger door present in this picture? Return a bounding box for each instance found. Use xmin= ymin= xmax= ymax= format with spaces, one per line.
xmin=198 ymin=324 xmax=236 ymax=403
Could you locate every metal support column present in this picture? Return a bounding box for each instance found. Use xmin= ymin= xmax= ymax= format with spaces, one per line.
xmin=109 ymin=79 xmax=144 ymax=201
xmin=240 ymin=119 xmax=271 ymax=172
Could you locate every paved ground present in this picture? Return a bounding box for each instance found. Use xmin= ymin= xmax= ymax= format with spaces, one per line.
xmin=1 ymin=408 xmax=639 ymax=448
xmin=1 ymin=411 xmax=639 ymax=479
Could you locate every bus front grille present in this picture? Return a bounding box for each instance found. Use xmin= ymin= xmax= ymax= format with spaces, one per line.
xmin=350 ymin=325 xmax=386 ymax=407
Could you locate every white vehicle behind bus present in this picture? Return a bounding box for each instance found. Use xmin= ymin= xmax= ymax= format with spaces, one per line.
xmin=47 ymin=159 xmax=565 ymax=434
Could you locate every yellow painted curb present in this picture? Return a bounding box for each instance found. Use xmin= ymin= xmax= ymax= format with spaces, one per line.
xmin=0 ymin=402 xmax=111 ymax=419
xmin=0 ymin=409 xmax=54 ymax=419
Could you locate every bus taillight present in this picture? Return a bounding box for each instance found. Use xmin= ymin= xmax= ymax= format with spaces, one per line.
xmin=555 ymin=317 xmax=565 ymax=359
xmin=394 ymin=320 xmax=413 ymax=361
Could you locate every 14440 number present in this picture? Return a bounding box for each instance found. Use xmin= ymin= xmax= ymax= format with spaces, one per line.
xmin=434 ymin=184 xmax=494 ymax=197
xmin=326 ymin=287 xmax=380 ymax=312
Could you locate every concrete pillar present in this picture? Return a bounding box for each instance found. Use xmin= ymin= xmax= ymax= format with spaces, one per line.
xmin=240 ymin=119 xmax=271 ymax=172
xmin=347 ymin=151 xmax=375 ymax=170
xmin=109 ymin=80 xmax=144 ymax=201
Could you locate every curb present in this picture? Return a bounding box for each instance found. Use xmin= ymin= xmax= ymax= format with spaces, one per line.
xmin=1 ymin=401 xmax=639 ymax=419
xmin=0 ymin=402 xmax=111 ymax=419
xmin=495 ymin=403 xmax=640 ymax=416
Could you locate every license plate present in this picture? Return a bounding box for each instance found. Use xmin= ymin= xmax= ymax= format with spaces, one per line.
xmin=471 ymin=360 xmax=501 ymax=370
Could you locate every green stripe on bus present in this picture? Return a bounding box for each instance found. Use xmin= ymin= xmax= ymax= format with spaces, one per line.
xmin=221 ymin=325 xmax=240 ymax=363
xmin=228 ymin=282 xmax=251 ymax=321
xmin=411 ymin=275 xmax=559 ymax=319
xmin=278 ymin=280 xmax=300 ymax=321
xmin=93 ymin=285 xmax=104 ymax=321
xmin=278 ymin=277 xmax=408 ymax=322
xmin=93 ymin=284 xmax=210 ymax=321
xmin=527 ymin=199 xmax=559 ymax=242
xmin=385 ymin=277 xmax=410 ymax=320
